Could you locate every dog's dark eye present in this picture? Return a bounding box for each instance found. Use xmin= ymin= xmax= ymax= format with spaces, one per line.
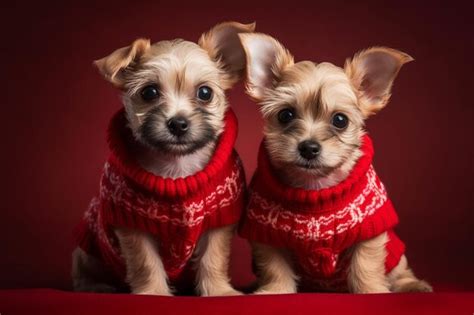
xmin=332 ymin=113 xmax=349 ymax=129
xmin=278 ymin=108 xmax=295 ymax=124
xmin=197 ymin=86 xmax=213 ymax=102
xmin=141 ymin=85 xmax=159 ymax=102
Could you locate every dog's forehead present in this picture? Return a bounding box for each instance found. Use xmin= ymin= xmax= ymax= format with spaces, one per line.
xmin=276 ymin=61 xmax=356 ymax=109
xmin=136 ymin=40 xmax=221 ymax=87
xmin=144 ymin=39 xmax=217 ymax=71
xmin=280 ymin=62 xmax=346 ymax=89
xmin=148 ymin=39 xmax=204 ymax=57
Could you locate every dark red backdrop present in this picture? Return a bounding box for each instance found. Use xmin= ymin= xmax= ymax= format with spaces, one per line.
xmin=1 ymin=1 xmax=473 ymax=290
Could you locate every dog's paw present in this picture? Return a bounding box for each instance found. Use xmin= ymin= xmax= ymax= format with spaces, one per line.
xmin=394 ymin=280 xmax=433 ymax=293
xmin=215 ymin=288 xmax=244 ymax=296
xmin=199 ymin=286 xmax=243 ymax=297
xmin=254 ymin=285 xmax=297 ymax=295
xmin=254 ymin=289 xmax=293 ymax=295
xmin=132 ymin=287 xmax=173 ymax=296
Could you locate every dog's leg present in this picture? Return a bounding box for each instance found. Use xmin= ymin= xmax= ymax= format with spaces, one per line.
xmin=387 ymin=255 xmax=433 ymax=292
xmin=347 ymin=232 xmax=391 ymax=293
xmin=71 ymin=247 xmax=118 ymax=293
xmin=252 ymin=243 xmax=298 ymax=294
xmin=194 ymin=225 xmax=241 ymax=296
xmin=115 ymin=228 xmax=172 ymax=296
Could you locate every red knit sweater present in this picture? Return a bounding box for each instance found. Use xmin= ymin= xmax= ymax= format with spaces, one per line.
xmin=239 ymin=135 xmax=405 ymax=292
xmin=76 ymin=108 xmax=246 ymax=285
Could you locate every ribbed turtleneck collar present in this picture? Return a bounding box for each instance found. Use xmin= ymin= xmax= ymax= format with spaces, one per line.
xmin=106 ymin=108 xmax=239 ymax=199
xmin=252 ymin=135 xmax=375 ymax=210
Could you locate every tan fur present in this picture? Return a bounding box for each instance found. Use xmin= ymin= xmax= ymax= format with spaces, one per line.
xmin=238 ymin=33 xmax=294 ymax=100
xmin=349 ymin=234 xmax=432 ymax=293
xmin=344 ymin=47 xmax=414 ymax=117
xmin=72 ymin=21 xmax=254 ymax=295
xmin=259 ymin=61 xmax=365 ymax=189
xmin=388 ymin=255 xmax=433 ymax=293
xmin=94 ymin=38 xmax=151 ymax=88
xmin=199 ymin=21 xmax=256 ymax=86
xmin=194 ymin=225 xmax=242 ymax=296
xmin=241 ymin=36 xmax=366 ymax=189
xmin=348 ymin=232 xmax=391 ymax=293
xmin=121 ymin=39 xmax=231 ymax=141
xmin=252 ymin=243 xmax=298 ymax=294
xmin=115 ymin=228 xmax=172 ymax=295
xmin=239 ymin=33 xmax=430 ymax=294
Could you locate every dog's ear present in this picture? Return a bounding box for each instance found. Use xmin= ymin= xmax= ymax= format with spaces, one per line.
xmin=238 ymin=33 xmax=294 ymax=100
xmin=344 ymin=47 xmax=413 ymax=117
xmin=94 ymin=38 xmax=151 ymax=88
xmin=199 ymin=21 xmax=256 ymax=87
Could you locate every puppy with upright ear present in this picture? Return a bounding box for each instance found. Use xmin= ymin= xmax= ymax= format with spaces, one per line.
xmin=238 ymin=33 xmax=432 ymax=294
xmin=72 ymin=22 xmax=255 ymax=296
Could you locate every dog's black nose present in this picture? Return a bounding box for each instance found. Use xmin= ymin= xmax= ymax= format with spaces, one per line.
xmin=167 ymin=117 xmax=189 ymax=137
xmin=298 ymin=140 xmax=321 ymax=160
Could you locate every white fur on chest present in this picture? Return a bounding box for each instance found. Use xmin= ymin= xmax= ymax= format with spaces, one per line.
xmin=282 ymin=168 xmax=349 ymax=190
xmin=136 ymin=145 xmax=214 ymax=179
xmin=298 ymin=168 xmax=350 ymax=190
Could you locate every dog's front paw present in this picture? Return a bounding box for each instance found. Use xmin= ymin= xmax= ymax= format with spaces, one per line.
xmin=254 ymin=289 xmax=295 ymax=295
xmin=132 ymin=286 xmax=173 ymax=296
xmin=215 ymin=288 xmax=244 ymax=296
xmin=394 ymin=280 xmax=433 ymax=293
xmin=254 ymin=284 xmax=297 ymax=295
xmin=199 ymin=285 xmax=243 ymax=297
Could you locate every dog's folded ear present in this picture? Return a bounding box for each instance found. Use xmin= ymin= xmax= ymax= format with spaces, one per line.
xmin=199 ymin=21 xmax=256 ymax=87
xmin=94 ymin=38 xmax=151 ymax=88
xmin=344 ymin=47 xmax=413 ymax=117
xmin=238 ymin=33 xmax=294 ymax=101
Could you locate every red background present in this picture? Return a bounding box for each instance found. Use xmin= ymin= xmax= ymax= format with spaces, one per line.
xmin=1 ymin=1 xmax=473 ymax=291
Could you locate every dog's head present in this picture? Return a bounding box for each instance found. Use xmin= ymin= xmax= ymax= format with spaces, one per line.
xmin=239 ymin=33 xmax=412 ymax=181
xmin=95 ymin=21 xmax=255 ymax=155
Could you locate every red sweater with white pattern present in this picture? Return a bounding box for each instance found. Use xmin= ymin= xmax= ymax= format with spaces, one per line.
xmin=75 ymin=108 xmax=246 ymax=286
xmin=239 ymin=135 xmax=404 ymax=292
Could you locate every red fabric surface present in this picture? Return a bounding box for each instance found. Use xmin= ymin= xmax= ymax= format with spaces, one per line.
xmin=1 ymin=289 xmax=473 ymax=315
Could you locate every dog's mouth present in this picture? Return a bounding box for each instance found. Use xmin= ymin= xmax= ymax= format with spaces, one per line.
xmin=167 ymin=140 xmax=191 ymax=146
xmin=139 ymin=131 xmax=216 ymax=155
xmin=145 ymin=137 xmax=214 ymax=155
xmin=293 ymin=161 xmax=335 ymax=177
xmin=295 ymin=161 xmax=317 ymax=170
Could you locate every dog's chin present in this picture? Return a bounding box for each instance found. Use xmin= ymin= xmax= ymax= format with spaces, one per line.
xmin=291 ymin=160 xmax=338 ymax=177
xmin=142 ymin=137 xmax=213 ymax=156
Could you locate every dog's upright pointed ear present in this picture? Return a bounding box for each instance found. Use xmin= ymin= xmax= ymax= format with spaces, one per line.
xmin=344 ymin=47 xmax=413 ymax=117
xmin=238 ymin=33 xmax=294 ymax=100
xmin=199 ymin=21 xmax=256 ymax=87
xmin=94 ymin=38 xmax=151 ymax=88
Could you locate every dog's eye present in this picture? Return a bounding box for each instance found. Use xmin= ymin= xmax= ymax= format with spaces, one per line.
xmin=332 ymin=113 xmax=349 ymax=129
xmin=141 ymin=85 xmax=160 ymax=102
xmin=197 ymin=86 xmax=213 ymax=102
xmin=278 ymin=108 xmax=295 ymax=124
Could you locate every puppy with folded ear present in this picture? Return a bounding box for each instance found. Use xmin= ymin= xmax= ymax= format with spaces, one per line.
xmin=72 ymin=21 xmax=255 ymax=296
xmin=238 ymin=33 xmax=432 ymax=294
